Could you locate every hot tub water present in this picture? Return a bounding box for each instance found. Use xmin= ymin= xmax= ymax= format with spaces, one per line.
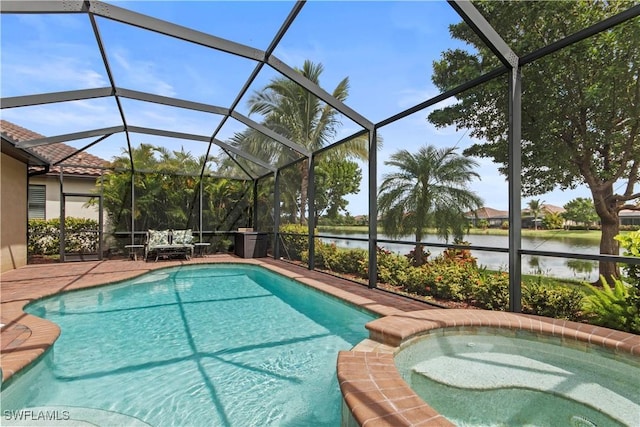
xmin=395 ymin=331 xmax=639 ymax=427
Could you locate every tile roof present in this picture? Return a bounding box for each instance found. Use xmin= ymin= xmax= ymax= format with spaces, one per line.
xmin=620 ymin=209 xmax=640 ymax=217
xmin=540 ymin=204 xmax=565 ymax=214
xmin=468 ymin=206 xmax=509 ymax=218
xmin=0 ymin=120 xmax=107 ymax=176
xmin=522 ymin=204 xmax=566 ymax=215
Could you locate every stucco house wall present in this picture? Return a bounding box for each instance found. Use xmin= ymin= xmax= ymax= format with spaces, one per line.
xmin=1 ymin=152 xmax=28 ymax=272
xmin=29 ymin=174 xmax=102 ymax=221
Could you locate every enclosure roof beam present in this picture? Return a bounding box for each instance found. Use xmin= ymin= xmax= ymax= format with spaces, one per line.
xmin=448 ymin=0 xmax=519 ymax=69
xmin=376 ymin=66 xmax=507 ymax=129
xmin=127 ymin=126 xmax=276 ymax=172
xmin=0 ymin=1 xmax=87 ymax=13
xmin=230 ymin=111 xmax=311 ymax=157
xmin=116 ymin=88 xmax=229 ymax=115
xmin=211 ymin=139 xmax=276 ymax=173
xmin=16 ymin=126 xmax=125 ymax=148
xmin=53 ymin=134 xmax=114 ymax=166
xmin=127 ymin=126 xmax=210 ymax=142
xmin=1 ymin=88 xmax=114 ymax=109
xmin=88 ymin=1 xmax=265 ymax=62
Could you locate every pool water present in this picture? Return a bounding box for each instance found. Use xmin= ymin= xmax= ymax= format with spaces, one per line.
xmin=395 ymin=333 xmax=640 ymax=427
xmin=1 ymin=264 xmax=375 ymax=426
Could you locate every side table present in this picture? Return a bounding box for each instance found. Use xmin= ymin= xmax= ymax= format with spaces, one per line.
xmin=124 ymin=244 xmax=145 ymax=261
xmin=194 ymin=242 xmax=211 ymax=257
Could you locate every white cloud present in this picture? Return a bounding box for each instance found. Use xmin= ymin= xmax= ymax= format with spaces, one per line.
xmin=1 ymin=99 xmax=121 ymax=136
xmin=108 ymin=48 xmax=176 ymax=97
xmin=112 ymin=51 xmax=131 ymax=72
xmin=2 ymin=56 xmax=107 ymax=95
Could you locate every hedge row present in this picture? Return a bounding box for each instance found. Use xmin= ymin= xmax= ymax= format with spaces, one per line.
xmin=28 ymin=218 xmax=99 ymax=255
xmin=279 ymin=224 xmax=585 ymax=321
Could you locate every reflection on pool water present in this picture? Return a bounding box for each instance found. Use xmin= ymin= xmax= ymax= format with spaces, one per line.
xmin=1 ymin=264 xmax=375 ymax=426
xmin=394 ymin=331 xmax=640 ymax=427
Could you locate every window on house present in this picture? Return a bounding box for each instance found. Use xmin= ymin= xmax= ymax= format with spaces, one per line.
xmin=28 ymin=185 xmax=46 ymax=219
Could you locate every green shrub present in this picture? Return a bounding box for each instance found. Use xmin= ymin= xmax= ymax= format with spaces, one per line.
xmin=305 ymin=243 xmax=368 ymax=278
xmin=542 ymin=212 xmax=564 ymax=230
xmin=583 ymin=276 xmax=640 ymax=333
xmin=401 ymin=266 xmax=432 ymax=295
xmin=421 ymin=260 xmax=479 ymax=302
xmin=28 ymin=217 xmax=99 ymax=255
xmin=375 ymin=247 xmax=410 ymax=286
xmin=334 ymin=248 xmax=367 ymax=277
xmin=278 ymin=224 xmax=308 ymax=261
xmin=405 ymin=246 xmax=431 ymax=266
xmin=615 ymin=231 xmax=640 ymax=287
xmin=312 ymin=241 xmax=339 ymax=271
xmin=64 ymin=217 xmax=100 ymax=253
xmin=28 ymin=218 xmax=60 ymax=255
xmin=522 ymin=283 xmax=583 ymax=320
xmin=438 ymin=241 xmax=477 ymax=268
xmin=472 ymin=272 xmax=510 ymax=310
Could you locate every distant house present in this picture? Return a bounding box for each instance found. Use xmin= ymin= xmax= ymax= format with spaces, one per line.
xmin=521 ymin=204 xmax=565 ymax=228
xmin=620 ymin=209 xmax=640 ymax=227
xmin=0 ymin=120 xmax=108 ymax=222
xmin=465 ymin=207 xmax=509 ymax=228
xmin=467 ymin=204 xmax=572 ymax=229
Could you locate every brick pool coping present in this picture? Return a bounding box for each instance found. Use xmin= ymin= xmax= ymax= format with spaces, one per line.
xmin=0 ymin=255 xmax=436 ymax=384
xmin=337 ymin=309 xmax=640 ymax=427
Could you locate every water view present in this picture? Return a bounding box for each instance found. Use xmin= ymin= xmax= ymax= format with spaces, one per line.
xmin=318 ymin=231 xmax=600 ymax=282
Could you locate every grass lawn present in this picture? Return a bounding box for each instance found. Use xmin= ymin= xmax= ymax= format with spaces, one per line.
xmin=519 ymin=271 xmax=592 ymax=292
xmin=471 ymin=227 xmax=603 ymax=242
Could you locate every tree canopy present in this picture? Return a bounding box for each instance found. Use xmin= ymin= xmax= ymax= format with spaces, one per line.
xmin=97 ymin=144 xmax=251 ymax=234
xmin=314 ymin=158 xmax=362 ymax=223
xmin=563 ymin=197 xmax=599 ymax=229
xmin=428 ymin=0 xmax=639 ymax=279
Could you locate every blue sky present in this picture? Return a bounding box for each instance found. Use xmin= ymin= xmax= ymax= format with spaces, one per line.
xmin=1 ymin=1 xmax=593 ymax=215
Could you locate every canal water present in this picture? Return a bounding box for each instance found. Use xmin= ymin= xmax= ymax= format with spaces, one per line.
xmin=318 ymin=231 xmax=600 ymax=282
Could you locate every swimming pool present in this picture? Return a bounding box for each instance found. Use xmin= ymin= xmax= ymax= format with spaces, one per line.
xmin=1 ymin=264 xmax=375 ymax=426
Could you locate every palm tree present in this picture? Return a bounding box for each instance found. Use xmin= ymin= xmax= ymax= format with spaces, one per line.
xmin=527 ymin=199 xmax=545 ymax=231
xmin=232 ymin=60 xmax=368 ymax=224
xmin=378 ymin=145 xmax=483 ymax=266
xmin=98 ymin=144 xmax=209 ymax=231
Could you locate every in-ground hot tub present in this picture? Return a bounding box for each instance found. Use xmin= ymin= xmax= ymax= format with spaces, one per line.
xmin=395 ymin=329 xmax=638 ymax=426
xmin=337 ymin=310 xmax=640 ymax=427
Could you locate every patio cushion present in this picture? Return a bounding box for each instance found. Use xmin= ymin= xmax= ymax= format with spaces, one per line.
xmin=148 ymin=229 xmax=170 ymax=247
xmin=172 ymin=229 xmax=193 ymax=245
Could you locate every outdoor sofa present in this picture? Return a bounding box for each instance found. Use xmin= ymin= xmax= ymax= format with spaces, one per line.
xmin=144 ymin=229 xmax=194 ymax=261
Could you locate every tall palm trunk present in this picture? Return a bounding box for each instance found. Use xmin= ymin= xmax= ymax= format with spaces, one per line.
xmin=414 ymin=227 xmax=425 ymax=266
xmin=299 ymin=161 xmax=308 ymax=225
